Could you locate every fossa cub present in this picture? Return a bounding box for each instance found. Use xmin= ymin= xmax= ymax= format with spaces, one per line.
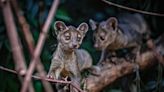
xmin=90 ymin=13 xmax=150 ymax=64
xmin=48 ymin=21 xmax=92 ymax=92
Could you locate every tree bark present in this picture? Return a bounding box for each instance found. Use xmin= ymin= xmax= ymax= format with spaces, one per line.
xmin=86 ymin=51 xmax=157 ymax=92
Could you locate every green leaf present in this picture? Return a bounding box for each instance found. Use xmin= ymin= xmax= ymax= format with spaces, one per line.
xmin=34 ymin=81 xmax=43 ymax=92
xmin=55 ymin=8 xmax=72 ymax=22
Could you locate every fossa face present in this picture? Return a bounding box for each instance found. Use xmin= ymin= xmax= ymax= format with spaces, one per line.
xmin=89 ymin=17 xmax=118 ymax=50
xmin=54 ymin=21 xmax=88 ymax=52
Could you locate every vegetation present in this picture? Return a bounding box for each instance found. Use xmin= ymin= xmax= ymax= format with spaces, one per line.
xmin=0 ymin=0 xmax=163 ymax=92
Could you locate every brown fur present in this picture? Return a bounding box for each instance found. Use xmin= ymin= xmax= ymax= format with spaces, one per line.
xmin=90 ymin=13 xmax=150 ymax=64
xmin=48 ymin=21 xmax=92 ymax=92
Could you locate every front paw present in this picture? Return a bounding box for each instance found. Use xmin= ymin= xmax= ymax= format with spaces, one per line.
xmin=61 ymin=76 xmax=69 ymax=81
xmin=47 ymin=74 xmax=54 ymax=79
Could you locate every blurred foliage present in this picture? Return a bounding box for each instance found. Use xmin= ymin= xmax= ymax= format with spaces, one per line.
xmin=0 ymin=0 xmax=164 ymax=92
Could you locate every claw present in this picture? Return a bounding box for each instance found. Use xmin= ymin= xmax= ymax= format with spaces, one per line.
xmin=133 ymin=64 xmax=139 ymax=72
xmin=47 ymin=74 xmax=54 ymax=79
xmin=133 ymin=64 xmax=140 ymax=82
xmin=62 ymin=76 xmax=68 ymax=81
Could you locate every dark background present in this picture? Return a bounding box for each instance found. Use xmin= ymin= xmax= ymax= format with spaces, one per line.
xmin=0 ymin=0 xmax=164 ymax=92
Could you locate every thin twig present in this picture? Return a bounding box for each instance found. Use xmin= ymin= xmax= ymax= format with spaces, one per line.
xmin=0 ymin=1 xmax=34 ymax=92
xmin=0 ymin=66 xmax=17 ymax=74
xmin=0 ymin=66 xmax=70 ymax=83
xmin=0 ymin=66 xmax=84 ymax=92
xmin=10 ymin=0 xmax=53 ymax=92
xmin=20 ymin=0 xmax=59 ymax=92
xmin=102 ymin=0 xmax=164 ymax=17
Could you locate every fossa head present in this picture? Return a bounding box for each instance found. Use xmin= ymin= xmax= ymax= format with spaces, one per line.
xmin=89 ymin=17 xmax=118 ymax=50
xmin=54 ymin=21 xmax=88 ymax=52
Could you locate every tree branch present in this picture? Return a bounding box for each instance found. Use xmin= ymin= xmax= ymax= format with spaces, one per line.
xmin=10 ymin=0 xmax=53 ymax=92
xmin=0 ymin=66 xmax=84 ymax=92
xmin=86 ymin=51 xmax=157 ymax=92
xmin=21 ymin=0 xmax=60 ymax=92
xmin=102 ymin=0 xmax=164 ymax=17
xmin=0 ymin=0 xmax=26 ymax=76
xmin=0 ymin=0 xmax=34 ymax=92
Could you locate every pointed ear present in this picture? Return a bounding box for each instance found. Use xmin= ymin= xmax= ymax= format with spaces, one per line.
xmin=77 ymin=22 xmax=88 ymax=35
xmin=106 ymin=17 xmax=118 ymax=31
xmin=89 ymin=19 xmax=97 ymax=30
xmin=54 ymin=21 xmax=67 ymax=35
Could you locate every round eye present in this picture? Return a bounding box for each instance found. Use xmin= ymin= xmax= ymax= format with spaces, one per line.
xmin=65 ymin=36 xmax=70 ymax=40
xmin=77 ymin=34 xmax=81 ymax=41
xmin=100 ymin=36 xmax=105 ymax=40
xmin=99 ymin=32 xmax=105 ymax=40
xmin=64 ymin=32 xmax=71 ymax=40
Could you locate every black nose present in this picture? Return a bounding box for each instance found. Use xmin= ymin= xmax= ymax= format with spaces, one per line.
xmin=73 ymin=44 xmax=78 ymax=48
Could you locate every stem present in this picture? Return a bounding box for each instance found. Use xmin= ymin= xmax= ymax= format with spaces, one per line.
xmin=21 ymin=0 xmax=60 ymax=92
xmin=0 ymin=1 xmax=34 ymax=92
xmin=10 ymin=0 xmax=53 ymax=92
